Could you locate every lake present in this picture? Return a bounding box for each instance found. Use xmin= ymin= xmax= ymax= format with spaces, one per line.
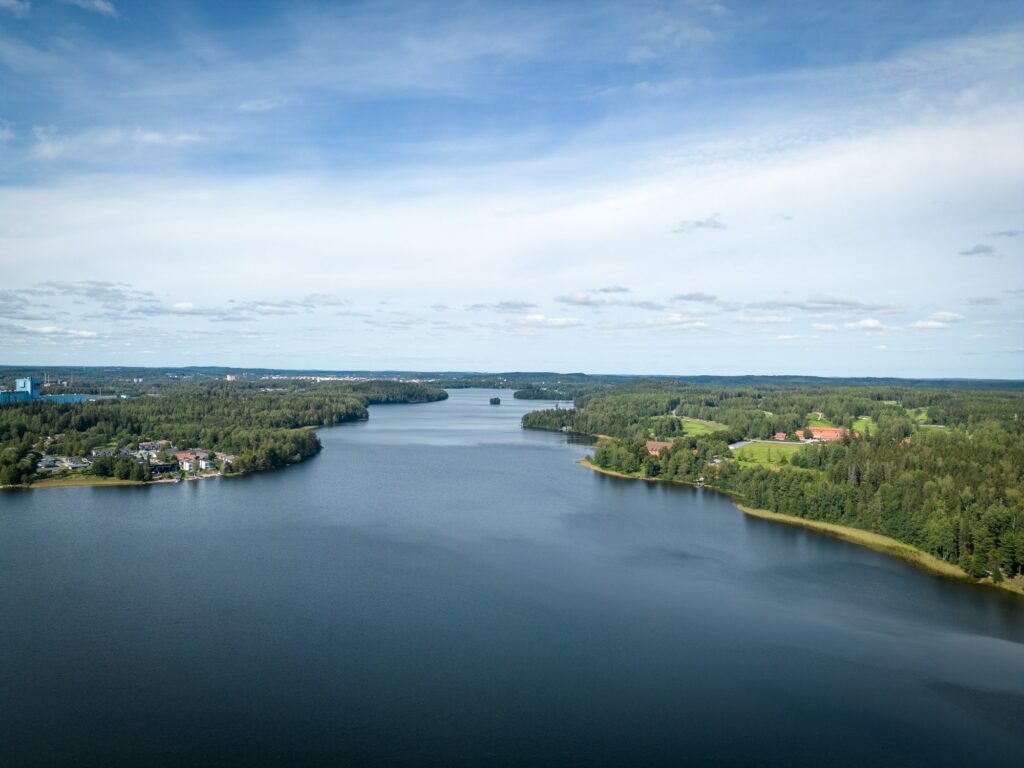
xmin=1 ymin=388 xmax=1022 ymax=766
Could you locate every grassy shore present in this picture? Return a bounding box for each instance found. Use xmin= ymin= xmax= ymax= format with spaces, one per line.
xmin=579 ymin=457 xmax=1024 ymax=597
xmin=11 ymin=473 xmax=224 ymax=491
xmin=27 ymin=475 xmax=149 ymax=489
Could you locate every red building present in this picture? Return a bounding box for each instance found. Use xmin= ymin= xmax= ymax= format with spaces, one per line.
xmin=774 ymin=432 xmax=788 ymax=440
xmin=808 ymin=427 xmax=847 ymax=441
xmin=646 ymin=440 xmax=673 ymax=456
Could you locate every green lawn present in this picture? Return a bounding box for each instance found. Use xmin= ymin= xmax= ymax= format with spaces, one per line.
xmin=852 ymin=416 xmax=873 ymax=435
xmin=734 ymin=441 xmax=803 ymax=465
xmin=806 ymin=417 xmax=836 ymax=428
xmin=907 ymin=407 xmax=929 ymax=424
xmin=680 ymin=417 xmax=729 ymax=435
xmin=30 ymin=474 xmax=145 ymax=489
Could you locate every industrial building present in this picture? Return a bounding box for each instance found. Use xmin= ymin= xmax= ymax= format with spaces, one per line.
xmin=0 ymin=377 xmax=94 ymax=406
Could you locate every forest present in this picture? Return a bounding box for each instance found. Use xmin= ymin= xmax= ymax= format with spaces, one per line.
xmin=0 ymin=380 xmax=447 ymax=486
xmin=522 ymin=380 xmax=1024 ymax=586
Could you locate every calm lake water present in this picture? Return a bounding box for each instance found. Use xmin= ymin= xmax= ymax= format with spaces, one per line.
xmin=2 ymin=389 xmax=1022 ymax=767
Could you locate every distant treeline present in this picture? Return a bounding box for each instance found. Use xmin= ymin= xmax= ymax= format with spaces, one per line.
xmin=6 ymin=366 xmax=1017 ymax=398
xmin=0 ymin=381 xmax=447 ymax=486
xmin=523 ymin=380 xmax=1024 ymax=584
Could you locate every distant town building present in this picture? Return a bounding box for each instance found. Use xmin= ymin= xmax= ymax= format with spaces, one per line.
xmin=1 ymin=377 xmax=97 ymax=406
xmin=774 ymin=432 xmax=788 ymax=440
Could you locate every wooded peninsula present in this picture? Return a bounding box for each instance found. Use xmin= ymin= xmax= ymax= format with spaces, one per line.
xmin=519 ymin=378 xmax=1024 ymax=593
xmin=0 ymin=377 xmax=447 ymax=487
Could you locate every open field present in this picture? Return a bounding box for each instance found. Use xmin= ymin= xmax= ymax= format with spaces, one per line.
xmin=806 ymin=413 xmax=837 ymax=427
xmin=734 ymin=441 xmax=803 ymax=465
xmin=852 ymin=416 xmax=873 ymax=435
xmin=908 ymin=407 xmax=929 ymax=423
xmin=680 ymin=417 xmax=729 ymax=435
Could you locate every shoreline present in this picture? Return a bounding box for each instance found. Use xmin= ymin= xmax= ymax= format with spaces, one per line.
xmin=578 ymin=458 xmax=1024 ymax=597
xmin=5 ymin=472 xmax=225 ymax=491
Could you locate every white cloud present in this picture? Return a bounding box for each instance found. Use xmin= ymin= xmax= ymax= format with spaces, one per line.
xmin=910 ymin=311 xmax=967 ymax=329
xmin=29 ymin=126 xmax=201 ymax=161
xmin=737 ymin=315 xmax=790 ymax=324
xmin=0 ymin=21 xmax=1022 ymax=375
xmin=845 ymin=318 xmax=886 ymax=331
xmin=632 ymin=313 xmax=710 ymax=330
xmin=0 ymin=0 xmax=30 ymax=18
xmin=61 ymin=0 xmax=116 ymax=17
xmin=672 ymin=214 xmax=726 ymax=233
xmin=513 ymin=314 xmax=579 ymax=328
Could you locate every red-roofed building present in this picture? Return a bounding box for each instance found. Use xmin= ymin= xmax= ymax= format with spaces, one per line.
xmin=808 ymin=427 xmax=847 ymax=441
xmin=646 ymin=440 xmax=673 ymax=456
xmin=774 ymin=432 xmax=788 ymax=441
xmin=175 ymin=451 xmax=196 ymax=471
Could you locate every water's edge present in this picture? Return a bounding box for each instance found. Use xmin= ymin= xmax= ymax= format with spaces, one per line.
xmin=577 ymin=457 xmax=1024 ymax=597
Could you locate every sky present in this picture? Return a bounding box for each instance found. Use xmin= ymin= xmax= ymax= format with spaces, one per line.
xmin=0 ymin=0 xmax=1022 ymax=377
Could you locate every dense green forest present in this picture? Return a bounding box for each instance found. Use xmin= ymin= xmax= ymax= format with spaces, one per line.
xmin=0 ymin=380 xmax=447 ymax=486
xmin=523 ymin=381 xmax=1024 ymax=586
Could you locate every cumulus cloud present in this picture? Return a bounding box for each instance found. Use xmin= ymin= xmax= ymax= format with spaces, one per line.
xmin=466 ymin=300 xmax=537 ymax=313
xmin=35 ymin=280 xmax=155 ymax=310
xmin=0 ymin=322 xmax=97 ymax=339
xmin=844 ymin=318 xmax=886 ymax=331
xmin=513 ymin=314 xmax=579 ymax=328
xmin=672 ymin=292 xmax=718 ymax=303
xmin=672 ymin=214 xmax=726 ymax=233
xmin=555 ymin=288 xmax=662 ymax=310
xmin=910 ymin=311 xmax=965 ymax=329
xmin=736 ymin=315 xmax=790 ymax=324
xmin=747 ymin=294 xmax=902 ymax=315
xmin=627 ymin=313 xmax=709 ymax=331
xmin=554 ymin=291 xmax=618 ymax=307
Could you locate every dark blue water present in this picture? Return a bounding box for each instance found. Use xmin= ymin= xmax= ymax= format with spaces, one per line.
xmin=2 ymin=389 xmax=1022 ymax=767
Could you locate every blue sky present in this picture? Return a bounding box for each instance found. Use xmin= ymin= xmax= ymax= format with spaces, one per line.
xmin=1 ymin=0 xmax=1022 ymax=377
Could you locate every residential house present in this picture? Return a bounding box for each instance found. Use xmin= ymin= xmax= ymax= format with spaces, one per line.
xmin=646 ymin=440 xmax=673 ymax=456
xmin=175 ymin=451 xmax=196 ymax=472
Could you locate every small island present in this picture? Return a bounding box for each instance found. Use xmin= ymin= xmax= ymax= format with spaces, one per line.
xmin=490 ymin=397 xmax=501 ymax=405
